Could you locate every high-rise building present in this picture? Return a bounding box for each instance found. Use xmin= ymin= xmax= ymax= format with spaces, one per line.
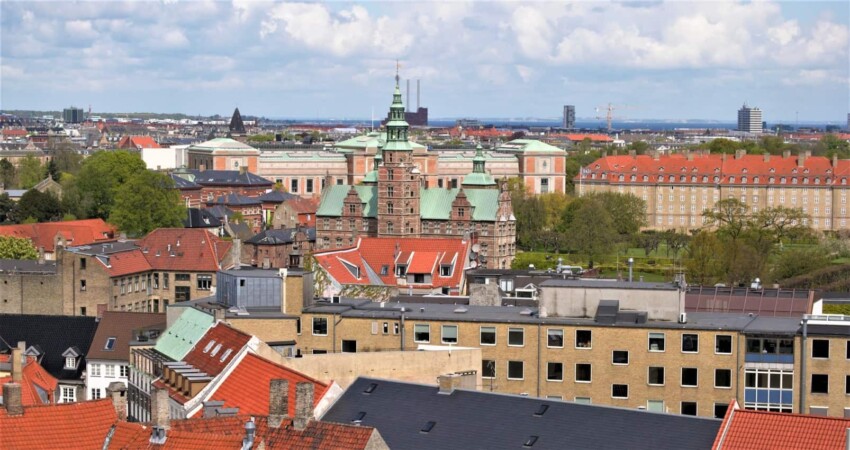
xmin=63 ymin=107 xmax=85 ymax=124
xmin=563 ymin=105 xmax=576 ymax=129
xmin=737 ymin=103 xmax=763 ymax=133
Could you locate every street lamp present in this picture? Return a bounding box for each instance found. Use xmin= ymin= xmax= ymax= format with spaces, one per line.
xmin=628 ymin=257 xmax=634 ymax=282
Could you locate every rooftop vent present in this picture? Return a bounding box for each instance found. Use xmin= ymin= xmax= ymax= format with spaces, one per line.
xmin=363 ymin=383 xmax=378 ymax=394
xmin=523 ymin=436 xmax=539 ymax=447
xmin=351 ymin=411 xmax=367 ymax=424
xmin=519 ymin=309 xmax=533 ymax=316
xmin=453 ymin=307 xmax=468 ymax=314
xmin=533 ymin=405 xmax=549 ymax=417
xmin=420 ymin=421 xmax=436 ymax=434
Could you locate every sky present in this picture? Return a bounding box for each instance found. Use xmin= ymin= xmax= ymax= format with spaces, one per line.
xmin=1 ymin=1 xmax=848 ymax=122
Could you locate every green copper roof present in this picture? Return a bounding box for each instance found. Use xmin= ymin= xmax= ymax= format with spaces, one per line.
xmin=154 ymin=307 xmax=214 ymax=360
xmin=420 ymin=188 xmax=500 ymax=221
xmin=316 ymin=185 xmax=378 ymax=217
xmin=362 ymin=170 xmax=378 ymax=183
xmin=461 ymin=172 xmax=496 ymax=186
xmin=333 ymin=131 xmax=425 ymax=153
xmin=497 ymin=139 xmax=566 ymax=154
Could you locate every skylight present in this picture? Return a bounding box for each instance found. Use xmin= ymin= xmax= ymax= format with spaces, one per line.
xmin=533 ymin=405 xmax=549 ymax=417
xmin=104 ymin=337 xmax=116 ymax=351
xmin=363 ymin=383 xmax=378 ymax=394
xmin=210 ymin=343 xmax=222 ymax=357
xmin=352 ymin=412 xmax=367 ymax=423
xmin=219 ymin=348 xmax=233 ymax=362
xmin=203 ymin=340 xmax=216 ymax=353
xmin=420 ymin=421 xmax=436 ymax=433
xmin=523 ymin=436 xmax=539 ymax=447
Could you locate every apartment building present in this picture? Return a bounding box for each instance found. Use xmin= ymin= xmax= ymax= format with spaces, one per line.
xmin=578 ymin=150 xmax=850 ymax=231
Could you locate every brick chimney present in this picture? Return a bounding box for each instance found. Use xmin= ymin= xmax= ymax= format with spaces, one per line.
xmin=106 ymin=381 xmax=127 ymax=421
xmin=268 ymin=379 xmax=289 ymax=428
xmin=764 ymin=153 xmax=771 ymax=162
xmin=293 ymin=382 xmax=314 ymax=431
xmin=798 ymin=151 xmax=807 ymax=167
xmin=438 ymin=371 xmax=477 ymax=394
xmin=783 ymin=150 xmax=791 ymax=159
xmin=3 ymin=345 xmax=24 ymax=416
xmin=833 ymin=154 xmax=839 ymax=168
xmin=652 ymin=151 xmax=660 ymax=161
xmin=11 ymin=346 xmax=23 ymax=382
xmin=735 ymin=149 xmax=746 ymax=160
xmin=149 ymin=388 xmax=170 ymax=444
xmin=628 ymin=149 xmax=636 ymax=158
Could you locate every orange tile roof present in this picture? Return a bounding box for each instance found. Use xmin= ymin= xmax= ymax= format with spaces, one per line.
xmin=553 ymin=133 xmax=614 ymax=142
xmin=196 ymin=353 xmax=330 ymax=418
xmin=118 ymin=135 xmax=161 ymax=149
xmin=0 ymin=399 xmax=118 ymax=449
xmin=104 ymin=249 xmax=153 ymax=277
xmin=2 ymin=129 xmax=28 ymax=137
xmin=137 ymin=228 xmax=232 ymax=272
xmin=713 ymin=400 xmax=850 ymax=450
xmin=0 ymin=355 xmax=57 ymax=406
xmin=0 ymin=219 xmax=115 ymax=253
xmin=182 ymin=323 xmax=252 ymax=377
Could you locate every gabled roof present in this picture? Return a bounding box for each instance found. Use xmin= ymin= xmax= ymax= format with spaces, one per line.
xmin=229 ymin=108 xmax=246 ymax=134
xmin=713 ymin=399 xmax=850 ymax=450
xmin=182 ymin=322 xmax=252 ymax=377
xmin=184 ymin=168 xmax=271 ymax=187
xmin=316 ymin=185 xmax=377 ymax=217
xmin=86 ymin=312 xmax=166 ymax=362
xmin=195 ymin=353 xmax=330 ymax=418
xmin=103 ymin=249 xmax=153 ymax=277
xmin=0 ymin=314 xmax=98 ymax=380
xmin=245 ymin=227 xmax=316 ymax=245
xmin=153 ymin=308 xmax=215 ymax=361
xmin=0 ymin=219 xmax=115 ymax=253
xmin=207 ymin=194 xmax=261 ymax=206
xmin=119 ymin=135 xmax=161 ymax=149
xmin=323 ymin=377 xmax=721 ymax=450
xmin=184 ymin=208 xmax=222 ymax=229
xmin=258 ymin=190 xmax=297 ymax=203
xmin=137 ymin=228 xmax=232 ymax=272
xmin=0 ymin=355 xmax=57 ymax=406
xmin=0 ymin=399 xmax=119 ymax=450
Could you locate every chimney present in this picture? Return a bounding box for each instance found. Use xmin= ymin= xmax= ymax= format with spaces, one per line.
xmin=686 ymin=150 xmax=694 ymax=161
xmin=764 ymin=153 xmax=770 ymax=162
xmin=721 ymin=153 xmax=727 ymax=162
xmin=628 ymin=149 xmax=636 ymax=158
xmin=199 ymin=164 xmax=206 ymax=172
xmin=268 ymin=379 xmax=290 ymax=428
xmin=239 ymin=165 xmax=248 ymax=175
xmin=37 ymin=247 xmax=45 ymax=265
xmin=149 ymin=388 xmax=170 ymax=444
xmin=106 ymin=381 xmax=128 ymax=421
xmin=293 ymin=382 xmax=314 ymax=431
xmin=438 ymin=371 xmax=477 ymax=394
xmin=231 ymin=238 xmax=242 ymax=270
xmin=652 ymin=151 xmax=660 ymax=161
xmin=833 ymin=154 xmax=839 ymax=168
xmin=2 ymin=383 xmax=23 ymax=416
xmin=600 ymin=150 xmax=607 ymax=158
xmin=798 ymin=151 xmax=807 ymax=167
xmin=11 ymin=346 xmax=23 ymax=382
xmin=783 ymin=150 xmax=791 ymax=159
xmin=735 ymin=149 xmax=746 ymax=160
xmin=241 ymin=418 xmax=256 ymax=450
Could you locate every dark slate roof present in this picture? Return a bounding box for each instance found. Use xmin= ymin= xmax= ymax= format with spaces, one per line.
xmin=0 ymin=259 xmax=57 ymax=274
xmin=322 ymin=377 xmax=722 ymax=450
xmin=225 ymin=221 xmax=253 ymax=241
xmin=185 ymin=169 xmax=272 ymax=187
xmin=208 ymin=193 xmax=261 ymax=206
xmin=169 ymin=173 xmax=201 ymax=189
xmin=807 ymin=324 xmax=850 ymax=336
xmin=0 ymin=314 xmax=99 ymax=381
xmin=229 ymin=107 xmax=246 ymax=134
xmin=206 ymin=205 xmax=235 ymax=220
xmin=540 ymin=278 xmax=679 ymax=291
xmin=258 ymin=190 xmax=297 ymax=203
xmin=245 ymin=227 xmax=316 ymax=245
xmin=184 ymin=208 xmax=222 ymax=228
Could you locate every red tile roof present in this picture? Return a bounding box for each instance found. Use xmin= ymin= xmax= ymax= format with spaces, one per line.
xmin=0 ymin=219 xmax=115 ymax=253
xmin=713 ymin=399 xmax=850 ymax=450
xmin=104 ymin=249 xmax=153 ymax=277
xmin=0 ymin=355 xmax=57 ymax=406
xmin=578 ymin=153 xmax=850 ymax=186
xmin=312 ymin=237 xmax=469 ymax=289
xmin=2 ymin=129 xmax=28 ymax=137
xmin=195 ymin=353 xmax=330 ymax=418
xmin=0 ymin=399 xmax=118 ymax=449
xmin=118 ymin=135 xmax=161 ymax=149
xmin=183 ymin=322 xmax=252 ymax=377
xmin=552 ymin=133 xmax=614 ymax=142
xmin=137 ymin=228 xmax=232 ymax=272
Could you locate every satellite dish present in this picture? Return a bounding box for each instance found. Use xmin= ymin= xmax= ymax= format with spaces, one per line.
xmin=469 ymin=261 xmax=478 ymax=268
xmin=469 ymin=251 xmax=478 ymax=261
xmin=472 ymin=243 xmax=481 ymax=253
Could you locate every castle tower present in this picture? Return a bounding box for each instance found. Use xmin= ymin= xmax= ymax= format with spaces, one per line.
xmin=461 ymin=144 xmax=496 ymax=189
xmin=377 ymin=68 xmax=421 ymax=237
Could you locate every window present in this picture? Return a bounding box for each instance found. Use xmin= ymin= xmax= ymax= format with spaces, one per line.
xmin=382 ymin=322 xmax=389 ymax=334
xmin=306 ymin=179 xmax=314 ymax=193
xmin=175 ymin=286 xmax=191 ymax=302
xmin=414 ymin=324 xmax=430 ymax=343
xmin=547 ymin=329 xmax=564 ymax=348
xmin=812 ymin=339 xmax=829 ymax=358
xmin=682 ymin=334 xmax=699 ymax=353
xmin=682 ymin=368 xmax=698 ymax=387
xmin=649 ymin=333 xmax=665 ymax=351
xmin=507 ymin=361 xmax=524 ymax=380
xmin=647 ymin=400 xmax=665 ymax=412
xmin=91 ymin=388 xmax=101 ymax=400
xmin=547 ymin=362 xmax=563 ymax=381
xmin=163 ymin=273 xmax=169 ymax=289
xmin=65 ymin=356 xmax=76 ymax=369
xmin=120 ymin=365 xmax=129 ymax=378
xmin=811 ymin=374 xmax=829 ymax=394
xmin=480 ymin=327 xmax=496 ymax=345
xmin=716 ymin=335 xmax=732 ymax=354
xmin=104 ymin=337 xmax=116 ymax=351
xmin=91 ymin=364 xmax=101 ymax=377
xmin=441 ymin=325 xmax=458 ymax=344
xmin=508 ymin=328 xmax=524 ymax=347
xmin=341 ymin=340 xmax=357 ymax=353
xmin=612 ymin=350 xmax=629 ymax=365
xmin=715 ymin=369 xmax=732 ymax=388
xmin=80 ymin=279 xmax=87 ymax=291
xmin=312 ymin=317 xmax=328 ymax=336
xmin=290 ymin=179 xmax=299 ymax=193
xmin=61 ymin=387 xmax=76 ymax=403
xmin=197 ymin=274 xmax=212 ymax=290
xmin=80 ymin=258 xmax=87 ymax=270
xmin=846 ymin=375 xmax=850 ymax=395
xmin=105 ymin=364 xmax=115 ymax=378
xmin=575 ymin=330 xmax=592 ymax=348
xmin=575 ymin=363 xmax=592 ymax=383
xmin=175 ymin=273 xmax=190 ymax=281
xmin=482 ymin=360 xmax=496 ymax=378
xmin=393 ymin=323 xmax=399 ymax=335
xmin=681 ymin=402 xmax=697 ymax=416
xmin=714 ymin=403 xmax=729 ymax=419
xmin=647 ymin=366 xmax=666 ymax=386
xmin=612 ymin=384 xmax=628 ymax=399
xmin=296 ymin=318 xmax=301 ymax=335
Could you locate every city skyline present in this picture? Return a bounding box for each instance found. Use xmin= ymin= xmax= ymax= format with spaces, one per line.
xmin=1 ymin=1 xmax=848 ymax=122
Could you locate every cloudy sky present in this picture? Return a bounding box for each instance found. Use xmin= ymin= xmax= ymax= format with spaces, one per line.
xmin=1 ymin=1 xmax=848 ymax=122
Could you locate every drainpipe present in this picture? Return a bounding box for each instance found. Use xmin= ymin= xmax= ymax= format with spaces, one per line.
xmin=400 ymin=311 xmax=406 ymax=351
xmin=536 ymin=322 xmax=541 ymax=398
xmin=735 ymin=333 xmax=740 ymax=406
xmin=332 ymin=313 xmax=343 ymax=353
xmin=799 ymin=317 xmax=808 ymax=414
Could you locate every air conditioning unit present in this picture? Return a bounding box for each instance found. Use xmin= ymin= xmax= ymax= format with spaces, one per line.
xmin=679 ymin=312 xmax=687 ymax=324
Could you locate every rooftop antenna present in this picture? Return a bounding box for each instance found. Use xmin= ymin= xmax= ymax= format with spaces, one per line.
xmin=371 ymin=107 xmax=374 ymax=132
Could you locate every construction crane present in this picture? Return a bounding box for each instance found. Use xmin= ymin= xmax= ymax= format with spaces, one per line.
xmin=595 ymin=103 xmax=635 ymax=133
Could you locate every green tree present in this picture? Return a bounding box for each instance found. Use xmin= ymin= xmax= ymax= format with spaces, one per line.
xmin=584 ymin=192 xmax=647 ymax=237
xmin=74 ymin=151 xmax=147 ymax=219
xmin=109 ymin=171 xmax=186 ymax=236
xmin=814 ymin=134 xmax=850 ymax=158
xmin=627 ymin=140 xmax=650 ymax=154
xmin=705 ymin=138 xmax=742 ymax=154
xmin=702 ymin=198 xmax=749 ymax=240
xmin=0 ymin=158 xmax=15 ymax=188
xmin=52 ymin=149 xmax=84 ymax=176
xmin=566 ymin=198 xmax=616 ymax=268
xmin=17 ymin=155 xmax=45 ymax=189
xmin=13 ymin=190 xmax=63 ymax=223
xmin=769 ymin=247 xmax=830 ymax=283
xmin=0 ymin=235 xmax=38 ymax=260
xmin=685 ymin=231 xmax=724 ymax=285
xmin=0 ymin=193 xmax=15 ymax=223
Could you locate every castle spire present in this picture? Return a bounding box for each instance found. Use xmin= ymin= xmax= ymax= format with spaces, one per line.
xmin=472 ymin=143 xmax=486 ymax=174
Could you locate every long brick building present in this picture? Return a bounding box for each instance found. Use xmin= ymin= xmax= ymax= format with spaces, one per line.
xmin=577 ymin=150 xmax=850 ymax=231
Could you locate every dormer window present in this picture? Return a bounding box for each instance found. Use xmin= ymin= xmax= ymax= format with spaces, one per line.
xmin=643 ymin=175 xmax=648 ymax=182
xmin=792 ymin=177 xmax=798 ymax=184
xmin=754 ymin=177 xmax=759 ymax=183
xmin=440 ymin=264 xmax=453 ymax=277
xmin=680 ymin=167 xmax=686 ymax=172
xmin=714 ymin=168 xmax=720 ymax=173
xmin=618 ymin=174 xmax=624 ymax=182
xmin=792 ymin=168 xmax=798 ymax=174
xmin=729 ymin=176 xmax=735 ymax=183
xmin=741 ymin=176 xmax=747 ymax=184
xmin=815 ymin=178 xmax=820 ymax=185
xmin=804 ymin=168 xmax=809 ymax=174
xmin=781 ymin=177 xmax=786 ymax=184
xmin=65 ymin=356 xmax=76 ymax=369
xmin=630 ymin=175 xmax=636 ymax=182
xmin=668 ymin=175 xmax=674 ymax=182
xmin=742 ymin=168 xmax=748 ymax=174
xmin=803 ymin=178 xmax=809 ymax=184
xmin=691 ymin=176 xmax=696 ymax=182
xmin=657 ymin=175 xmax=663 ymax=182
xmin=396 ymin=264 xmax=407 ymax=277
xmin=631 ymin=166 xmax=637 ymax=172
xmin=702 ymin=176 xmax=708 ymax=182
xmin=659 ymin=167 xmax=665 ymax=172
xmin=770 ymin=168 xmax=776 ymax=173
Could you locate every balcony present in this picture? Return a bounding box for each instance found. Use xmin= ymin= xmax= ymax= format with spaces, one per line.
xmin=745 ymin=352 xmax=794 ymax=364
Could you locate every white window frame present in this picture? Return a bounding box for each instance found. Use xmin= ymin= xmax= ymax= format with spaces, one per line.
xmin=441 ymin=325 xmax=458 ymax=344
xmin=575 ymin=363 xmax=592 ymax=383
xmin=508 ymin=327 xmax=524 ymax=347
xmin=715 ymin=335 xmax=733 ymax=355
xmin=612 ymin=350 xmax=629 ymax=366
xmin=547 ymin=329 xmax=564 ymax=348
xmin=413 ymin=324 xmax=431 ymax=343
xmin=65 ymin=356 xmax=76 ymax=369
xmin=507 ymin=360 xmax=524 ymax=380
xmin=648 ymin=366 xmax=665 ymax=386
xmin=611 ymin=384 xmax=629 ymax=399
xmin=575 ymin=329 xmax=592 ymax=349
xmin=714 ymin=368 xmax=732 ymax=389
xmin=682 ymin=334 xmax=699 ymax=354
xmin=546 ymin=362 xmax=564 ymax=382
xmin=480 ymin=326 xmax=496 ymax=346
xmin=681 ymin=367 xmax=699 ymax=388
xmin=90 ymin=363 xmax=101 ymax=377
xmin=649 ymin=332 xmax=666 ymax=352
xmin=312 ymin=317 xmax=328 ymax=336
xmin=61 ymin=386 xmax=76 ymax=403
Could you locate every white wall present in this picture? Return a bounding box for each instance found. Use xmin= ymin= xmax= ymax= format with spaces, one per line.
xmin=85 ymin=359 xmax=129 ymax=400
xmin=142 ymin=145 xmax=188 ymax=170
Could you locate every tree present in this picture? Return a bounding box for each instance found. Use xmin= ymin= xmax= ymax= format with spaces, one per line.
xmin=750 ymin=206 xmax=809 ymax=243
xmin=584 ymin=192 xmax=647 ymax=237
xmin=13 ymin=190 xmax=62 ymax=223
xmin=770 ymin=246 xmax=830 ymax=283
xmin=17 ymin=155 xmax=46 ymax=189
xmin=814 ymin=134 xmax=850 ymax=158
xmin=703 ymin=198 xmax=749 ymax=240
xmin=73 ymin=151 xmax=147 ymax=219
xmin=0 ymin=235 xmax=38 ymax=260
xmin=109 ymin=170 xmax=186 ymax=236
xmin=0 ymin=193 xmax=15 ymax=224
xmin=627 ymin=140 xmax=650 ymax=155
xmin=0 ymin=158 xmax=15 ymax=188
xmin=566 ymin=198 xmax=616 ymax=268
xmin=52 ymin=149 xmax=84 ymax=176
xmin=685 ymin=231 xmax=724 ymax=285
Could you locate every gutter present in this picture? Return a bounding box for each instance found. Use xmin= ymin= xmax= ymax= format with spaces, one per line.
xmin=800 ymin=317 xmax=808 ymax=414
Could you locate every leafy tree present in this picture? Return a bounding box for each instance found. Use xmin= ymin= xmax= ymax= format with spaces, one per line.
xmin=47 ymin=159 xmax=60 ymax=181
xmin=565 ymin=198 xmax=616 ymax=268
xmin=814 ymin=134 xmax=850 ymax=158
xmin=73 ymin=151 xmax=147 ymax=219
xmin=750 ymin=206 xmax=809 ymax=243
xmin=685 ymin=231 xmax=724 ymax=285
xmin=0 ymin=158 xmax=15 ymax=188
xmin=109 ymin=171 xmax=186 ymax=236
xmin=13 ymin=190 xmax=63 ymax=223
xmin=0 ymin=235 xmax=38 ymax=260
xmin=635 ymin=231 xmax=662 ymax=256
xmin=52 ymin=149 xmax=84 ymax=176
xmin=663 ymin=229 xmax=691 ymax=258
xmin=627 ymin=140 xmax=650 ymax=154
xmin=0 ymin=193 xmax=15 ymax=223
xmin=17 ymin=155 xmax=45 ymax=189
xmin=584 ymin=192 xmax=647 ymax=237
xmin=770 ymin=247 xmax=830 ymax=283
xmin=703 ymin=198 xmax=749 ymax=240
xmin=231 ymin=211 xmax=245 ymax=223
xmin=705 ymin=138 xmax=741 ymax=154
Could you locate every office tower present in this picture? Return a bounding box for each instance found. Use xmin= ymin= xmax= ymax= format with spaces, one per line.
xmin=737 ymin=103 xmax=763 ymax=133
xmin=63 ymin=107 xmax=85 ymax=124
xmin=563 ymin=105 xmax=576 ymax=129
